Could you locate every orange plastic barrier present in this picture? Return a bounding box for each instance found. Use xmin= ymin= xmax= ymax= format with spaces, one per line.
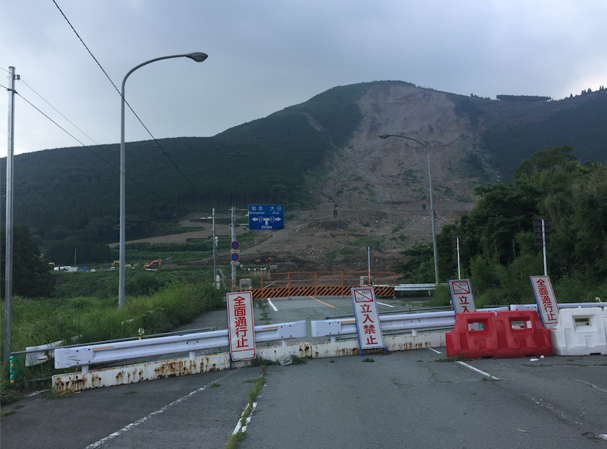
xmin=446 ymin=310 xmax=552 ymax=359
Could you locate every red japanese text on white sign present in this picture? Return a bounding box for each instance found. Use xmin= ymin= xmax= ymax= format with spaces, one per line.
xmin=449 ymin=279 xmax=476 ymax=314
xmin=530 ymin=276 xmax=559 ymax=328
xmin=351 ymin=287 xmax=384 ymax=349
xmin=227 ymin=291 xmax=255 ymax=361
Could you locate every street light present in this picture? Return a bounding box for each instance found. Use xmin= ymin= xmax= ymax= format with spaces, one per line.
xmin=119 ymin=52 xmax=208 ymax=307
xmin=378 ymin=133 xmax=440 ymax=286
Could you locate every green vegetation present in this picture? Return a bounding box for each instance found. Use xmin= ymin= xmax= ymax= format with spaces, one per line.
xmin=225 ymin=365 xmax=268 ymax=449
xmin=1 ymin=279 xmax=224 ymax=399
xmin=435 ymin=354 xmax=467 ymax=362
xmin=396 ymin=145 xmax=607 ymax=307
xmin=1 ymin=83 xmax=375 ymax=255
xmin=496 ymin=95 xmax=552 ymax=102
xmin=1 ymin=225 xmax=54 ymax=297
xmin=482 ymin=96 xmax=607 ymax=181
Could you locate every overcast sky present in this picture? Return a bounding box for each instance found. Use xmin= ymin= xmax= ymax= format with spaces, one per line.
xmin=1 ymin=0 xmax=607 ymax=155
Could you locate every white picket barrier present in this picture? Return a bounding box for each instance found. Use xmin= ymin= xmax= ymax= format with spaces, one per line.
xmin=550 ymin=307 xmax=607 ymax=356
xmin=55 ymin=320 xmax=307 ymax=371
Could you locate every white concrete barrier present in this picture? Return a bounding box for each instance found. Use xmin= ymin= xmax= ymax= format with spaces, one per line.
xmin=550 ymin=307 xmax=607 ymax=356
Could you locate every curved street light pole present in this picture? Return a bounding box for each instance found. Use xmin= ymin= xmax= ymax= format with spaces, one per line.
xmin=119 ymin=52 xmax=208 ymax=307
xmin=378 ymin=133 xmax=440 ymax=286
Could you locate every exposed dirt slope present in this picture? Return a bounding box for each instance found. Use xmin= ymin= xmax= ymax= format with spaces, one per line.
xmin=153 ymin=84 xmax=480 ymax=273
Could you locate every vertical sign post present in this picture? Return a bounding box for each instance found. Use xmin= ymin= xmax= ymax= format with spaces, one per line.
xmin=226 ymin=291 xmax=255 ymax=361
xmin=230 ymin=207 xmax=237 ymax=291
xmin=449 ymin=279 xmax=476 ymax=314
xmin=351 ymin=287 xmax=384 ymax=353
xmin=530 ymin=275 xmax=558 ymax=328
xmin=366 ymin=245 xmax=372 ymax=285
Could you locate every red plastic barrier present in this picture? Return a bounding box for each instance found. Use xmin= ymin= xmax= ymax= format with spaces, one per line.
xmin=446 ymin=312 xmax=499 ymax=358
xmin=446 ymin=310 xmax=552 ymax=359
xmin=494 ymin=310 xmax=552 ymax=358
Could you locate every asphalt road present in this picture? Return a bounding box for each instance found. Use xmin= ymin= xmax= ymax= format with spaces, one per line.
xmin=3 ymin=296 xmax=606 ymax=448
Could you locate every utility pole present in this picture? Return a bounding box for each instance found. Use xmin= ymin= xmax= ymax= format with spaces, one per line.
xmin=231 ymin=207 xmax=236 ymax=291
xmin=534 ymin=219 xmax=550 ymax=276
xmin=212 ymin=208 xmax=217 ymax=288
xmin=4 ymin=66 xmax=18 ymax=369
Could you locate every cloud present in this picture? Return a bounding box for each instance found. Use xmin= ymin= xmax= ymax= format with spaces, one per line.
xmin=1 ymin=0 xmax=606 ymax=154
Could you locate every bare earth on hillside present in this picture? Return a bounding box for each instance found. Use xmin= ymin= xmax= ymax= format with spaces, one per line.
xmin=129 ymin=84 xmax=480 ymax=272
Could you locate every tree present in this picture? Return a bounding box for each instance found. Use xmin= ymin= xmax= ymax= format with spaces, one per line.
xmin=1 ymin=225 xmax=55 ymax=298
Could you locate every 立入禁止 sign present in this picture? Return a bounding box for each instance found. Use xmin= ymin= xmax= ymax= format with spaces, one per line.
xmin=227 ymin=291 xmax=255 ymax=361
xmin=449 ymin=279 xmax=476 ymax=314
xmin=351 ymin=287 xmax=384 ymax=350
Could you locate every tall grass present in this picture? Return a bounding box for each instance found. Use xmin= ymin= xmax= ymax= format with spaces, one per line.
xmin=1 ymin=280 xmax=225 ymax=396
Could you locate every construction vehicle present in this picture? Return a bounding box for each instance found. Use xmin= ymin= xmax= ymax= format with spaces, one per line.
xmin=144 ymin=259 xmax=162 ymax=270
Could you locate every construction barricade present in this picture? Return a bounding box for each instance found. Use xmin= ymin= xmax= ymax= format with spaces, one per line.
xmin=446 ymin=310 xmax=552 ymax=359
xmin=550 ymin=307 xmax=607 ymax=356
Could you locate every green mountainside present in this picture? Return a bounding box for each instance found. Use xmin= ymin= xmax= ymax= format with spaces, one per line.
xmin=2 ymin=81 xmax=606 ymax=257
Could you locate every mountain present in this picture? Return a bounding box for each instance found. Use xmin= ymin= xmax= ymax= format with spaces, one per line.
xmin=2 ymin=81 xmax=606 ymax=270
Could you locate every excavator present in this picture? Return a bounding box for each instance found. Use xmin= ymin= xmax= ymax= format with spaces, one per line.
xmin=144 ymin=259 xmax=162 ymax=270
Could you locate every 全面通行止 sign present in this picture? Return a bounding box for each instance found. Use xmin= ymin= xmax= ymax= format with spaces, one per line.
xmin=530 ymin=275 xmax=559 ymax=328
xmin=351 ymin=287 xmax=384 ymax=350
xmin=227 ymin=291 xmax=255 ymax=361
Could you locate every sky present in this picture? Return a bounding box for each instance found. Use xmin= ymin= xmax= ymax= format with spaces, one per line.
xmin=1 ymin=0 xmax=607 ymax=155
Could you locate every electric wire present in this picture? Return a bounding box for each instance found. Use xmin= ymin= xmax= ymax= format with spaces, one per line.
xmin=51 ymin=0 xmax=205 ymax=196
xmin=0 ymin=81 xmax=161 ymax=198
xmin=19 ymin=77 xmax=99 ymax=146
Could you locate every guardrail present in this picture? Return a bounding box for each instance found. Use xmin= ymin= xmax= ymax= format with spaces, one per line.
xmin=54 ymin=321 xmax=306 ymax=372
xmin=394 ymin=283 xmax=445 ymax=291
xmin=311 ymin=311 xmax=457 ymax=343
xmin=33 ymin=302 xmax=607 ymax=372
xmin=310 ymin=308 xmax=510 ymax=343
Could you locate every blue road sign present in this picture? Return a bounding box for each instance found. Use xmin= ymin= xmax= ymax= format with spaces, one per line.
xmin=248 ymin=204 xmax=285 ymax=230
xmin=231 ymin=241 xmax=240 ymax=250
xmin=231 ymin=252 xmax=240 ymax=262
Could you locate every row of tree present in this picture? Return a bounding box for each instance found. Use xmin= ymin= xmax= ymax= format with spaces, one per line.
xmin=396 ymin=146 xmax=607 ymax=302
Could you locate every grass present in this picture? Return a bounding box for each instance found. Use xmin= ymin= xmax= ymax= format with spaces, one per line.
xmin=225 ymin=365 xmax=267 ymax=449
xmin=210 ymin=382 xmax=221 ymax=388
xmin=248 ymin=355 xmax=278 ymax=367
xmin=362 ymin=357 xmax=375 ymax=363
xmin=289 ymin=355 xmax=306 ymax=365
xmin=435 ymin=354 xmax=467 ymax=362
xmin=1 ymin=280 xmax=225 ymax=403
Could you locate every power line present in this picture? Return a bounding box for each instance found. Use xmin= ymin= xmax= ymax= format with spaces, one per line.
xmin=20 ymin=77 xmax=99 ymax=146
xmin=51 ymin=0 xmax=205 ymax=196
xmin=0 ymin=81 xmax=162 ymax=199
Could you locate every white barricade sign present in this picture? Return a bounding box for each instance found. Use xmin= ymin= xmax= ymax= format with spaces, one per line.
xmin=227 ymin=291 xmax=255 ymax=361
xmin=351 ymin=287 xmax=384 ymax=350
xmin=449 ymin=279 xmax=476 ymax=314
xmin=530 ymin=275 xmax=559 ymax=328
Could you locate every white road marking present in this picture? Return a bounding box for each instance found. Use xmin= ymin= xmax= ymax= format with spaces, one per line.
xmin=455 ymin=361 xmax=500 ymax=380
xmin=233 ymin=400 xmax=258 ymax=434
xmin=267 ymin=299 xmax=278 ymax=311
xmin=428 ymin=348 xmax=442 ymax=354
xmin=84 ymin=371 xmax=234 ymax=448
xmin=376 ymin=302 xmax=394 ymax=308
xmin=575 ymin=379 xmax=607 ymax=393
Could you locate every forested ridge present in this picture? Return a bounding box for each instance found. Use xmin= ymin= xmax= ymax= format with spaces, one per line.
xmin=2 ymin=80 xmax=607 ymax=262
xmin=1 ymin=82 xmax=370 ymax=252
